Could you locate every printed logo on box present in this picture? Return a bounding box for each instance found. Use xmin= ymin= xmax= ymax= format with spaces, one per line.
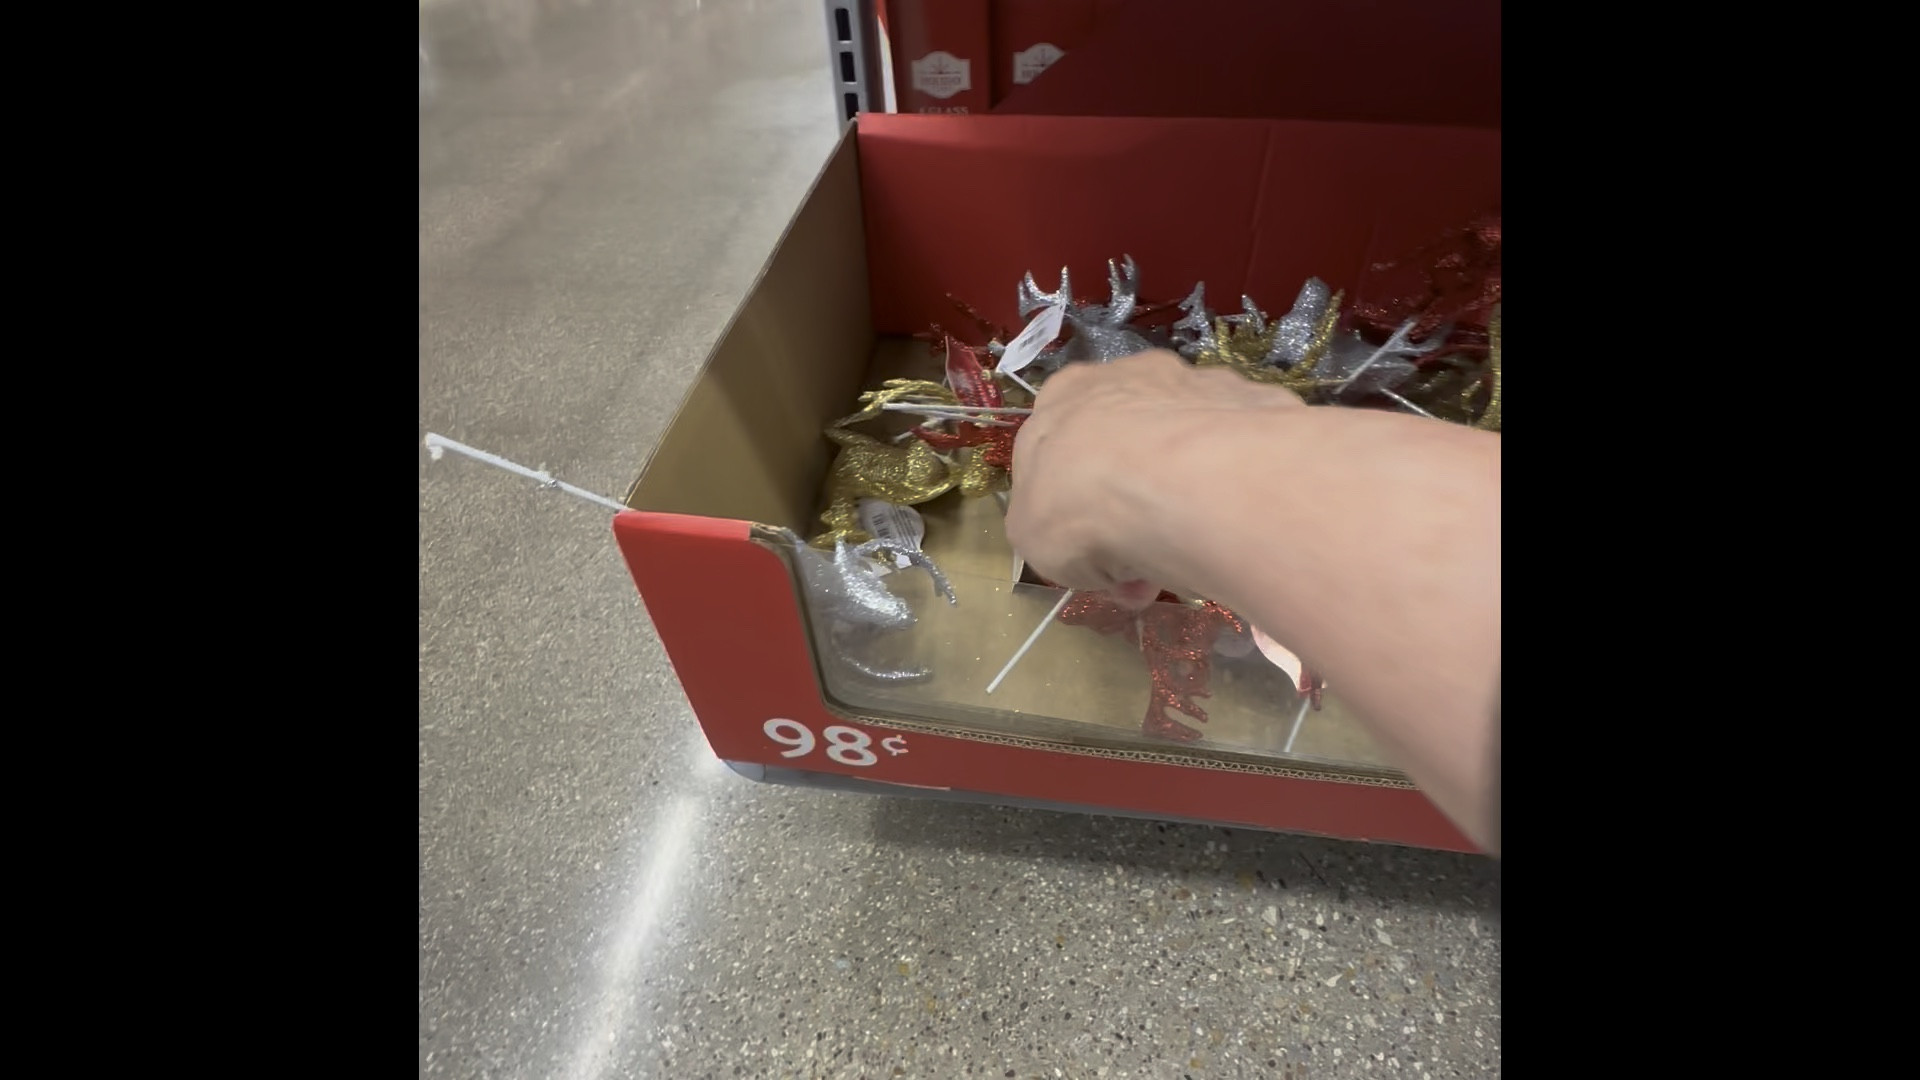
xmin=1012 ymin=42 xmax=1065 ymax=85
xmin=911 ymin=51 xmax=973 ymax=99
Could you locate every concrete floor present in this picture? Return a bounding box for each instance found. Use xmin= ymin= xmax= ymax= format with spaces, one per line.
xmin=417 ymin=2 xmax=1501 ymax=1077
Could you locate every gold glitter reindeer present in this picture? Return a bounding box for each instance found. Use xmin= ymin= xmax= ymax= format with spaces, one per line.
xmin=1191 ymin=291 xmax=1354 ymax=396
xmin=1389 ymin=303 xmax=1501 ymax=430
xmin=809 ymin=379 xmax=964 ymax=549
xmin=1474 ymin=306 xmax=1500 ymax=431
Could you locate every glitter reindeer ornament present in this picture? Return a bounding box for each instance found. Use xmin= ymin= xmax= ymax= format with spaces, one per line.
xmin=1014 ymin=255 xmax=1159 ymax=377
xmin=778 ymin=528 xmax=957 ymax=684
xmin=1173 ymin=279 xmax=1445 ymax=408
xmin=812 ymin=378 xmax=962 ymax=549
xmin=909 ymin=338 xmax=1024 ymax=498
xmin=1054 ymin=590 xmax=1247 ymax=743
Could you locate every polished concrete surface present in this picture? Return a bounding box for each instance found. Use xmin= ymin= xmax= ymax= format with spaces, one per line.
xmin=418 ymin=2 xmax=1501 ymax=1077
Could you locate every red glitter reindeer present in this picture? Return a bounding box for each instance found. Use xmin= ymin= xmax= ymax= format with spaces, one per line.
xmin=910 ymin=337 xmax=1025 ymax=497
xmin=1055 ymin=589 xmax=1247 ymax=743
xmin=1351 ymin=210 xmax=1501 ymax=366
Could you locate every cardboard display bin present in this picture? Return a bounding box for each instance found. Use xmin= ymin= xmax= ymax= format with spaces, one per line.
xmin=615 ymin=114 xmax=1498 ymax=852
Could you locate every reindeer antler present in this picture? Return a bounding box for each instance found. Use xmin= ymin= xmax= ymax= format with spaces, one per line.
xmin=853 ymin=538 xmax=958 ymax=606
xmin=1019 ymin=266 xmax=1072 ymax=317
xmin=1106 ymin=254 xmax=1140 ymax=325
xmin=1266 ymin=278 xmax=1333 ymax=368
xmin=1172 ymin=282 xmax=1215 ymax=357
xmin=1219 ymin=295 xmax=1266 ymax=335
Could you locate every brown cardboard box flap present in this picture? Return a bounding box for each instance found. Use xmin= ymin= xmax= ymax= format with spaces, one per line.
xmin=627 ymin=128 xmax=875 ymax=529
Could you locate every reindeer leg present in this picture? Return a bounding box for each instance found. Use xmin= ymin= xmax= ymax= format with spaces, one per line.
xmin=831 ymin=622 xmax=931 ymax=683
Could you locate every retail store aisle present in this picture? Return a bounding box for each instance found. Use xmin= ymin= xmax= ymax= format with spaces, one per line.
xmin=418 ymin=2 xmax=1500 ymax=1077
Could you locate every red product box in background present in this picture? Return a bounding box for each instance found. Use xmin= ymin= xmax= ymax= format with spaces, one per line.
xmin=993 ymin=0 xmax=1501 ymax=129
xmin=883 ymin=0 xmax=993 ymax=114
xmin=990 ymin=0 xmax=1096 ymax=105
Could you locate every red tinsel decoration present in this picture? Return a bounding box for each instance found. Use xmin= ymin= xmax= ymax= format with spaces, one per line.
xmin=1058 ymin=590 xmax=1246 ymax=743
xmin=1351 ymin=210 xmax=1501 ymax=364
xmin=912 ymin=338 xmax=1022 ymax=472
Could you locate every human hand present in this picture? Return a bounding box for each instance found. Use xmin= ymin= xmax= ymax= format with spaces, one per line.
xmin=1004 ymin=349 xmax=1305 ymax=607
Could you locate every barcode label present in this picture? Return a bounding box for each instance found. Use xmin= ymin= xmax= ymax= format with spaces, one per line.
xmin=857 ymin=499 xmax=926 ymax=568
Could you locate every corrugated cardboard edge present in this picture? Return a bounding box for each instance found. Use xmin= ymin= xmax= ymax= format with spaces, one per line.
xmin=747 ymin=524 xmax=1419 ymax=792
xmin=817 ymin=709 xmax=1422 ymax=791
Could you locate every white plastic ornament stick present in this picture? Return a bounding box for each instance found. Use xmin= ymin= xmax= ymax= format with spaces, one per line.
xmin=1379 ymin=389 xmax=1438 ymax=420
xmin=1337 ymin=318 xmax=1420 ymax=391
xmin=881 ymin=403 xmax=1032 ymax=416
xmin=423 ymin=433 xmax=627 ymax=514
xmin=986 ymin=588 xmax=1074 ymax=694
xmin=1282 ymin=696 xmax=1311 ymax=753
xmin=1333 ymin=319 xmax=1446 ymax=421
xmin=883 ymin=406 xmax=1018 ymax=427
xmin=994 ymin=492 xmax=1022 ymax=581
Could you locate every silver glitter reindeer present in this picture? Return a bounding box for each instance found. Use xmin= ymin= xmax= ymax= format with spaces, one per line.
xmin=1170 ymin=282 xmax=1218 ymax=358
xmin=777 ymin=528 xmax=957 ymax=683
xmin=1171 ymin=277 xmax=1446 ymax=403
xmin=1015 ymin=254 xmax=1157 ymax=375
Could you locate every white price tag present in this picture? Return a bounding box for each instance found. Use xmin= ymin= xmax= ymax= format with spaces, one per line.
xmin=996 ymin=303 xmax=1065 ymax=376
xmin=1250 ymin=624 xmax=1307 ymax=687
xmin=857 ymin=499 xmax=926 ymax=568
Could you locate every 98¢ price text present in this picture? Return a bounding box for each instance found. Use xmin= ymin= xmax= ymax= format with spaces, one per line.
xmin=763 ymin=719 xmax=907 ymax=768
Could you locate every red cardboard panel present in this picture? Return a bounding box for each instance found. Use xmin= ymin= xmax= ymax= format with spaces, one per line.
xmin=612 ymin=510 xmax=1476 ymax=851
xmin=857 ymin=113 xmax=1499 ymax=337
xmin=994 ymin=0 xmax=1500 ymax=130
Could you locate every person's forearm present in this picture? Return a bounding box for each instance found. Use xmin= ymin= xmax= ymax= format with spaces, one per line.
xmin=1126 ymin=406 xmax=1502 ymax=851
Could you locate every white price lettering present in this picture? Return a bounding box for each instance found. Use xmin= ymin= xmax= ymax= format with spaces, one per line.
xmin=763 ymin=720 xmax=903 ymax=768
xmin=824 ymin=725 xmax=878 ymax=766
xmin=763 ymin=718 xmax=816 ymax=758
